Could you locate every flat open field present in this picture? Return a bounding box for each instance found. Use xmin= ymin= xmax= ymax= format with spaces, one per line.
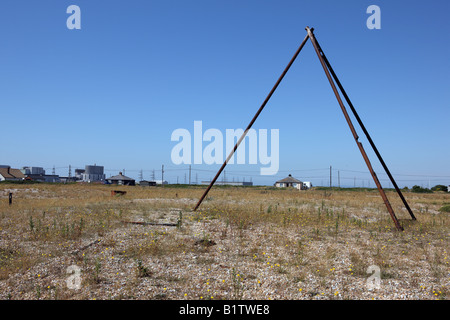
xmin=0 ymin=183 xmax=448 ymax=300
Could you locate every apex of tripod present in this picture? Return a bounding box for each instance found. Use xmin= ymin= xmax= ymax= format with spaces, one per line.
xmin=305 ymin=26 xmax=314 ymax=33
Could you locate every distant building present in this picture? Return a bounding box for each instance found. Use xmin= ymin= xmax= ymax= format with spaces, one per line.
xmin=153 ymin=179 xmax=168 ymax=185
xmin=0 ymin=167 xmax=26 ymax=181
xmin=18 ymin=166 xmax=60 ymax=183
xmin=59 ymin=176 xmax=77 ymax=183
xmin=75 ymin=169 xmax=85 ymax=180
xmin=21 ymin=167 xmax=45 ymax=175
xmin=139 ymin=180 xmax=157 ymax=186
xmin=26 ymin=174 xmax=61 ymax=183
xmin=106 ymin=172 xmax=135 ymax=186
xmin=275 ymin=174 xmax=304 ymax=189
xmin=201 ymin=181 xmax=253 ymax=186
xmin=81 ymin=165 xmax=105 ymax=182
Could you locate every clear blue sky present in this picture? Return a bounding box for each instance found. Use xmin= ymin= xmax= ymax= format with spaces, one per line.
xmin=1 ymin=0 xmax=449 ymax=187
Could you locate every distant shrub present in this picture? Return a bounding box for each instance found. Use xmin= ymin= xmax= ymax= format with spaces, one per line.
xmin=411 ymin=185 xmax=433 ymax=193
xmin=431 ymin=185 xmax=448 ymax=192
xmin=438 ymin=205 xmax=450 ymax=213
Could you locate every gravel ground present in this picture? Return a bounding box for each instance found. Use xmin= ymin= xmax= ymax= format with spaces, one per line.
xmin=0 ymin=186 xmax=448 ymax=300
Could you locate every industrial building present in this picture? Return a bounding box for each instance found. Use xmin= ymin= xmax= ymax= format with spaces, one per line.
xmin=28 ymin=174 xmax=61 ymax=183
xmin=19 ymin=166 xmax=60 ymax=183
xmin=81 ymin=165 xmax=105 ymax=182
xmin=20 ymin=167 xmax=45 ymax=175
xmin=75 ymin=169 xmax=85 ymax=180
xmin=201 ymin=181 xmax=253 ymax=186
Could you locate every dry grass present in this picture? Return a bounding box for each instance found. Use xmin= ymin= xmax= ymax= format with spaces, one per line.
xmin=0 ymin=183 xmax=448 ymax=300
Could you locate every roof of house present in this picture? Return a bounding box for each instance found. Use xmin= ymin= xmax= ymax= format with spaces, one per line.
xmin=0 ymin=168 xmax=26 ymax=179
xmin=107 ymin=172 xmax=135 ymax=181
xmin=275 ymin=174 xmax=302 ymax=184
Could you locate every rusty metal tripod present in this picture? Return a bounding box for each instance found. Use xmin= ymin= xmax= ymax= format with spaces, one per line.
xmin=193 ymin=27 xmax=416 ymax=231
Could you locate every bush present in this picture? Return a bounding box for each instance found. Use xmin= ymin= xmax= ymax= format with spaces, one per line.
xmin=431 ymin=185 xmax=448 ymax=192
xmin=438 ymin=205 xmax=450 ymax=213
xmin=411 ymin=185 xmax=433 ymax=193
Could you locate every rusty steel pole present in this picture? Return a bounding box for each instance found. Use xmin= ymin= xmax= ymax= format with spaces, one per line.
xmin=193 ymin=33 xmax=311 ymax=211
xmin=311 ymin=36 xmax=416 ymax=221
xmin=306 ymin=27 xmax=404 ymax=231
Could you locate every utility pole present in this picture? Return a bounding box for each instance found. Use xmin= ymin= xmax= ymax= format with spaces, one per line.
xmin=161 ymin=165 xmax=164 ymax=187
xmin=189 ymin=165 xmax=191 ymax=185
xmin=52 ymin=165 xmax=55 ymax=176
xmin=151 ymin=169 xmax=155 ymax=181
xmin=330 ymin=166 xmax=332 ymax=189
xmin=68 ymin=165 xmax=72 ymax=178
xmin=338 ymin=170 xmax=340 ymax=188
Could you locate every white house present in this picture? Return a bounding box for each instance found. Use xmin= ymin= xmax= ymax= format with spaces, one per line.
xmin=275 ymin=174 xmax=303 ymax=189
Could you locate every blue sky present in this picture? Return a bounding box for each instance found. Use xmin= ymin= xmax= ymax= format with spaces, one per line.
xmin=0 ymin=1 xmax=449 ymax=187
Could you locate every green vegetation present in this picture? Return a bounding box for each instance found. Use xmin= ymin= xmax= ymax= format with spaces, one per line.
xmin=431 ymin=185 xmax=448 ymax=192
xmin=411 ymin=185 xmax=433 ymax=193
